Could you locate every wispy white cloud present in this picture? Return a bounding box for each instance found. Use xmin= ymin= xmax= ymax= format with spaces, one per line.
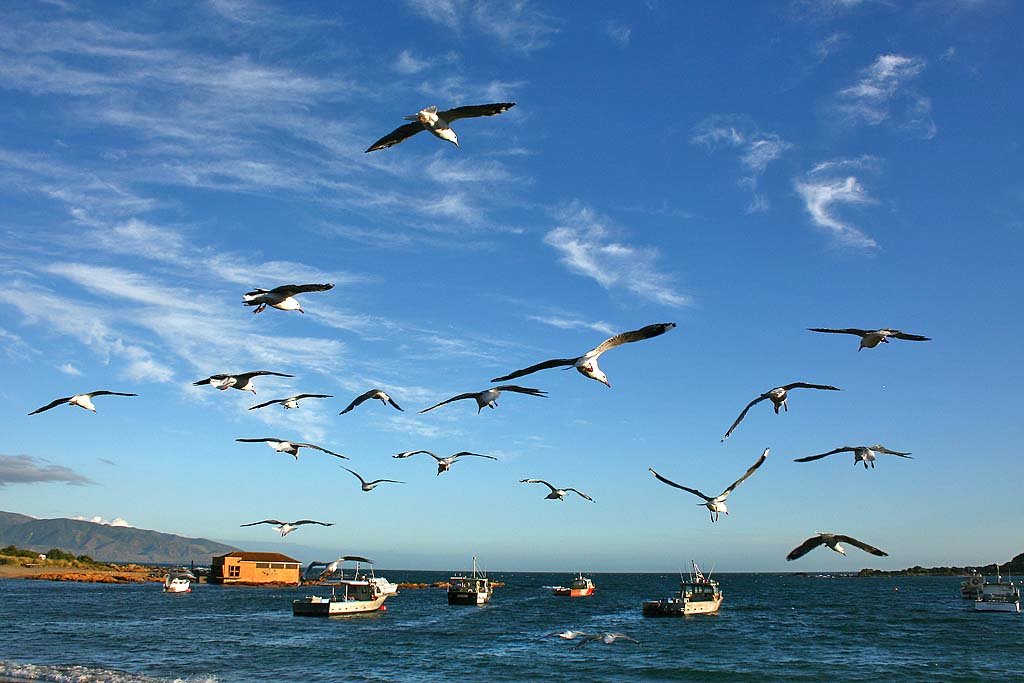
xmin=0 ymin=454 xmax=92 ymax=487
xmin=691 ymin=115 xmax=792 ymax=210
xmin=543 ymin=203 xmax=689 ymax=307
xmin=603 ymin=21 xmax=632 ymax=47
xmin=58 ymin=363 xmax=82 ymax=376
xmin=794 ymin=156 xmax=880 ymax=248
xmin=526 ymin=315 xmax=616 ymax=336
xmin=72 ymin=515 xmax=133 ymax=527
xmin=393 ymin=49 xmax=459 ymax=75
xmin=404 ymin=0 xmax=561 ymax=54
xmin=835 ymin=54 xmax=936 ymax=138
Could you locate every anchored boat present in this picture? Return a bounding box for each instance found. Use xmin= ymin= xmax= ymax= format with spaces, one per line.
xmin=292 ymin=556 xmax=393 ymax=617
xmin=642 ymin=562 xmax=723 ymax=617
xmin=447 ymin=557 xmax=493 ymax=606
xmin=162 ymin=570 xmax=194 ymax=593
xmin=552 ymin=573 xmax=596 ymax=597
xmin=974 ymin=566 xmax=1020 ymax=613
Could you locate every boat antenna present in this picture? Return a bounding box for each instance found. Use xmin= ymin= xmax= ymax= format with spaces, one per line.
xmin=706 ymin=562 xmax=716 ymax=581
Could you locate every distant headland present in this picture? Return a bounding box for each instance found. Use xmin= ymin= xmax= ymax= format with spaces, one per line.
xmin=858 ymin=551 xmax=1024 ymax=577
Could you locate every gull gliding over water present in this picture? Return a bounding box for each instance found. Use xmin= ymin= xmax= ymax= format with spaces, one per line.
xmin=341 ymin=467 xmax=404 ymax=492
xmin=649 ymin=448 xmax=769 ymax=522
xmin=240 ymin=519 xmax=333 ymax=537
xmin=807 ymin=327 xmax=931 ymax=351
xmin=419 ymin=386 xmax=546 ymax=414
xmin=193 ymin=370 xmax=293 ymax=394
xmin=339 ymin=389 xmax=403 ymax=415
xmin=28 ymin=391 xmax=137 ymax=415
xmin=392 ymin=450 xmax=497 ymax=475
xmin=721 ymin=383 xmax=840 ymax=441
xmin=242 ymin=283 xmax=334 ymax=314
xmin=491 ymin=322 xmax=676 ymax=387
xmin=786 ymin=533 xmax=888 ymax=561
xmin=248 ymin=394 xmax=333 ymax=411
xmin=572 ymin=633 xmax=641 ymax=649
xmin=520 ymin=479 xmax=594 ymax=502
xmin=794 ymin=444 xmax=912 ymax=469
xmin=235 ymin=438 xmax=349 ymax=460
xmin=365 ymin=103 xmax=516 ymax=152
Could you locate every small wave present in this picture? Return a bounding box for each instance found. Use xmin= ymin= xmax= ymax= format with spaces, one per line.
xmin=0 ymin=660 xmax=218 ymax=683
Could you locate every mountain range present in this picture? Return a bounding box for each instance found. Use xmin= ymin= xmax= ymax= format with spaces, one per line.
xmin=0 ymin=511 xmax=238 ymax=564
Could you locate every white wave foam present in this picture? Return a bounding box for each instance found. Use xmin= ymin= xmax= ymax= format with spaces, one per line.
xmin=0 ymin=660 xmax=218 ymax=683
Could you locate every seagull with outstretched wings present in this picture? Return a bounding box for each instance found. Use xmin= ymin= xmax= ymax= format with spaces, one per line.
xmin=419 ymin=386 xmax=546 ymax=414
xmin=236 ymin=437 xmax=348 ymax=460
xmin=193 ymin=370 xmax=293 ymax=394
xmin=243 ymin=283 xmax=334 ymax=314
xmin=722 ymin=382 xmax=840 ymax=441
xmin=392 ymin=449 xmax=497 ymax=475
xmin=366 ymin=103 xmax=516 ymax=152
xmin=649 ymin=448 xmax=769 ymax=522
xmin=807 ymin=327 xmax=930 ymax=351
xmin=794 ymin=444 xmax=912 ymax=469
xmin=786 ymin=532 xmax=888 ymax=561
xmin=29 ymin=391 xmax=137 ymax=415
xmin=339 ymin=389 xmax=403 ymax=415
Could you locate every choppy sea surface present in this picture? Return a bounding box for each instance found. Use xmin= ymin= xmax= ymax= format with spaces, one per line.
xmin=1 ymin=572 xmax=1021 ymax=682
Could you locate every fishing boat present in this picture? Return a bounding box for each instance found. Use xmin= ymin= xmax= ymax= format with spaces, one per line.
xmin=961 ymin=569 xmax=985 ymax=599
xmin=447 ymin=557 xmax=493 ymax=606
xmin=974 ymin=566 xmax=1020 ymax=613
xmin=162 ymin=570 xmax=194 ymax=593
xmin=292 ymin=556 xmax=393 ymax=616
xmin=552 ymin=573 xmax=596 ymax=597
xmin=642 ymin=562 xmax=723 ymax=617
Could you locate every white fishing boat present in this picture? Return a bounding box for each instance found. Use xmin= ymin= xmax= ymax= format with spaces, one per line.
xmin=447 ymin=556 xmax=492 ymax=606
xmin=974 ymin=566 xmax=1020 ymax=613
xmin=162 ymin=571 xmax=194 ymax=593
xmin=642 ymin=562 xmax=723 ymax=617
xmin=292 ymin=556 xmax=393 ymax=617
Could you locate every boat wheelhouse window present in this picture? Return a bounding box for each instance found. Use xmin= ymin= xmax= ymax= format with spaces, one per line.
xmin=255 ymin=562 xmax=270 ymax=568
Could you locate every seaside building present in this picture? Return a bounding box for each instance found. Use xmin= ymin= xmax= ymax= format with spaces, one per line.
xmin=210 ymin=551 xmax=301 ymax=585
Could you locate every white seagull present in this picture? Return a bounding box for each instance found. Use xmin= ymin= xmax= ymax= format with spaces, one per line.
xmin=808 ymin=327 xmax=931 ymax=351
xmin=242 ymin=283 xmax=334 ymax=314
xmin=520 ymin=479 xmax=595 ymax=503
xmin=392 ymin=449 xmax=497 ymax=476
xmin=365 ymin=102 xmax=516 ymax=152
xmin=341 ymin=466 xmax=404 ymax=492
xmin=572 ymin=633 xmax=641 ymax=649
xmin=339 ymin=389 xmax=403 ymax=415
xmin=240 ymin=519 xmax=333 ymax=537
xmin=491 ymin=323 xmax=676 ymax=388
xmin=542 ymin=630 xmax=592 ymax=641
xmin=193 ymin=370 xmax=293 ymax=394
xmin=248 ymin=394 xmax=333 ymax=411
xmin=786 ymin=533 xmax=888 ymax=561
xmin=794 ymin=444 xmax=913 ymax=469
xmin=28 ymin=391 xmax=137 ymax=415
xmin=419 ymin=386 xmax=546 ymax=414
xmin=649 ymin=448 xmax=769 ymax=522
xmin=721 ymin=382 xmax=840 ymax=441
xmin=235 ymin=437 xmax=349 ymax=460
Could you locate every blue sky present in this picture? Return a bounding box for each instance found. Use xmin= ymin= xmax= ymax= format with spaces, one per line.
xmin=1 ymin=0 xmax=1021 ymax=572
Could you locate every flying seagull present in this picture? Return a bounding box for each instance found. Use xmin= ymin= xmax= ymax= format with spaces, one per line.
xmin=242 ymin=283 xmax=334 ymax=314
xmin=193 ymin=370 xmax=293 ymax=394
xmin=794 ymin=444 xmax=913 ymax=469
xmin=572 ymin=633 xmax=641 ymax=649
xmin=240 ymin=519 xmax=333 ymax=537
xmin=392 ymin=449 xmax=497 ymax=476
xmin=542 ymin=630 xmax=592 ymax=641
xmin=419 ymin=386 xmax=546 ymax=414
xmin=28 ymin=391 xmax=137 ymax=415
xmin=649 ymin=448 xmax=769 ymax=522
xmin=491 ymin=322 xmax=676 ymax=388
xmin=721 ymin=382 xmax=840 ymax=441
xmin=520 ymin=479 xmax=594 ymax=502
xmin=235 ymin=438 xmax=349 ymax=460
xmin=808 ymin=327 xmax=931 ymax=351
xmin=341 ymin=466 xmax=404 ymax=492
xmin=339 ymin=389 xmax=403 ymax=415
xmin=786 ymin=533 xmax=888 ymax=561
xmin=248 ymin=394 xmax=333 ymax=411
xmin=365 ymin=102 xmax=516 ymax=152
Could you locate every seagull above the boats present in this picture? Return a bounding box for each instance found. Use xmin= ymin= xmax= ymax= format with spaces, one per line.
xmin=240 ymin=519 xmax=334 ymax=537
xmin=649 ymin=448 xmax=769 ymax=522
xmin=419 ymin=386 xmax=546 ymax=414
xmin=794 ymin=444 xmax=912 ymax=469
xmin=365 ymin=102 xmax=516 ymax=152
xmin=807 ymin=327 xmax=931 ymax=351
xmin=28 ymin=391 xmax=138 ymax=415
xmin=193 ymin=370 xmax=293 ymax=394
xmin=721 ymin=382 xmax=840 ymax=441
xmin=248 ymin=394 xmax=333 ymax=411
xmin=491 ymin=322 xmax=676 ymax=388
xmin=236 ymin=437 xmax=349 ymax=460
xmin=520 ymin=479 xmax=595 ymax=502
xmin=341 ymin=466 xmax=404 ymax=492
xmin=786 ymin=532 xmax=888 ymax=561
xmin=572 ymin=633 xmax=640 ymax=649
xmin=339 ymin=389 xmax=403 ymax=415
xmin=542 ymin=630 xmax=591 ymax=641
xmin=242 ymin=283 xmax=334 ymax=314
xmin=392 ymin=450 xmax=497 ymax=476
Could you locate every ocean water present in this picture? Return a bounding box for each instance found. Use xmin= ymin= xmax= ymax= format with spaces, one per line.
xmin=1 ymin=572 xmax=1021 ymax=682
